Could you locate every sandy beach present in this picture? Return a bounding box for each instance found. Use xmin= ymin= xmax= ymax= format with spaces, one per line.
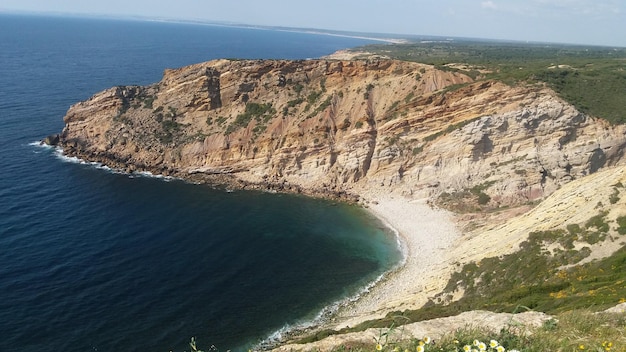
xmin=329 ymin=190 xmax=462 ymax=330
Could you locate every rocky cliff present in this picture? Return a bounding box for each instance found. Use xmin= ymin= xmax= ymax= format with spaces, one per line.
xmin=58 ymin=59 xmax=626 ymax=207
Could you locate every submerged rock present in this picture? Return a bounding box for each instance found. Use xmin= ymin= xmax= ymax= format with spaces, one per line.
xmin=42 ymin=133 xmax=60 ymax=146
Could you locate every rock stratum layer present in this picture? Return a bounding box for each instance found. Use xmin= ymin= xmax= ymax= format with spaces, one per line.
xmin=59 ymin=59 xmax=626 ymax=207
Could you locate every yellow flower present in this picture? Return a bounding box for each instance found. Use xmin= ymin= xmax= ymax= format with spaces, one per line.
xmin=376 ymin=343 xmax=383 ymax=351
xmin=418 ymin=341 xmax=425 ymax=346
xmin=416 ymin=346 xmax=425 ymax=352
xmin=454 ymin=340 xmax=460 ymax=344
xmin=496 ymin=346 xmax=505 ymax=352
xmin=423 ymin=336 xmax=431 ymax=345
xmin=489 ymin=340 xmax=499 ymax=348
xmin=478 ymin=342 xmax=487 ymax=351
xmin=579 ymin=345 xmax=585 ymax=350
xmin=463 ymin=345 xmax=472 ymax=352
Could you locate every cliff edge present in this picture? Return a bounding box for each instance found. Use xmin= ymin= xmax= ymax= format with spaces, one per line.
xmin=58 ymin=59 xmax=626 ymax=209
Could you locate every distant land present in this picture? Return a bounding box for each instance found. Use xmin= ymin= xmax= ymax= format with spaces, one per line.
xmin=4 ymin=9 xmax=624 ymax=48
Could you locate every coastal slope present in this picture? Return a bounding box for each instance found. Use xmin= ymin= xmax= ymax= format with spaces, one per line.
xmin=58 ymin=59 xmax=626 ymax=208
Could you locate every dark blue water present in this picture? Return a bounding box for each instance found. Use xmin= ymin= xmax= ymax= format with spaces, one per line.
xmin=0 ymin=14 xmax=401 ymax=352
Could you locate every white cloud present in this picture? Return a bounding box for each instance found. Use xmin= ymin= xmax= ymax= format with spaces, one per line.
xmin=530 ymin=0 xmax=622 ymax=17
xmin=481 ymin=1 xmax=497 ymax=9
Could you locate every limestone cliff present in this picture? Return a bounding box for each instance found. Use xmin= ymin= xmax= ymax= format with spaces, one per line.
xmin=58 ymin=59 xmax=626 ymax=206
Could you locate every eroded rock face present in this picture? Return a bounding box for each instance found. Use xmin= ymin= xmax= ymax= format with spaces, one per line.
xmin=59 ymin=59 xmax=626 ymax=205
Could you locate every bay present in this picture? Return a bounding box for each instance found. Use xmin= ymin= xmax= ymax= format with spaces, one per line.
xmin=0 ymin=14 xmax=401 ymax=351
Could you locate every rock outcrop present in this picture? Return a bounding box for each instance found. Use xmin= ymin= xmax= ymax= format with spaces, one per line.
xmin=59 ymin=59 xmax=626 ymax=207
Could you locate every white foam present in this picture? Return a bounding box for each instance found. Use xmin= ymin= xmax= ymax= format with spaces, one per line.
xmin=257 ymin=258 xmax=402 ymax=350
xmin=132 ymin=170 xmax=175 ymax=181
xmin=30 ymin=140 xmax=177 ymax=181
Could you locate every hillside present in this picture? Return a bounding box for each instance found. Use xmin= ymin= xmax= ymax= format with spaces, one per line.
xmin=58 ymin=59 xmax=626 ymax=210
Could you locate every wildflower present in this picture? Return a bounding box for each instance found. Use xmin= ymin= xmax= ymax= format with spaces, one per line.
xmin=463 ymin=345 xmax=472 ymax=352
xmin=496 ymin=346 xmax=505 ymax=352
xmin=473 ymin=340 xmax=481 ymax=347
xmin=489 ymin=340 xmax=499 ymax=348
xmin=454 ymin=340 xmax=460 ymax=344
xmin=579 ymin=345 xmax=585 ymax=350
xmin=418 ymin=341 xmax=425 ymax=346
xmin=416 ymin=345 xmax=425 ymax=352
xmin=423 ymin=336 xmax=432 ymax=345
xmin=376 ymin=343 xmax=383 ymax=351
xmin=478 ymin=342 xmax=487 ymax=351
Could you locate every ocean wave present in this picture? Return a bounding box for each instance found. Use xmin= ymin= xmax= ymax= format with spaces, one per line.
xmin=29 ymin=141 xmax=175 ymax=181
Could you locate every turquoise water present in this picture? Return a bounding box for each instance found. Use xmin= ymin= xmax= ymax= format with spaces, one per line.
xmin=0 ymin=14 xmax=401 ymax=351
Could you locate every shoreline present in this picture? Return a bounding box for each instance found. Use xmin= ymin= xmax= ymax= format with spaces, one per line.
xmin=323 ymin=190 xmax=462 ymax=330
xmin=271 ymin=190 xmax=463 ymax=351
xmin=46 ymin=140 xmax=461 ymax=348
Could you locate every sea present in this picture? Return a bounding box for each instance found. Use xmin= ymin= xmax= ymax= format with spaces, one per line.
xmin=0 ymin=14 xmax=403 ymax=352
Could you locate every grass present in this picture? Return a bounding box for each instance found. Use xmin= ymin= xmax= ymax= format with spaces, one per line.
xmin=294 ymin=209 xmax=626 ymax=346
xmin=185 ymin=310 xmax=624 ymax=351
xmin=319 ymin=309 xmax=625 ymax=352
xmin=184 ymin=308 xmax=625 ymax=351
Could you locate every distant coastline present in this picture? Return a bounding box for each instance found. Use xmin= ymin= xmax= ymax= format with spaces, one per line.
xmin=0 ymin=10 xmax=408 ymax=44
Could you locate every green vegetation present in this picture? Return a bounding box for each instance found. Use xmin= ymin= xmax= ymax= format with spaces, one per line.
xmin=215 ymin=116 xmax=227 ymax=126
xmin=424 ymin=116 xmax=483 ymax=143
xmin=225 ymin=102 xmax=276 ymax=135
xmin=382 ymin=101 xmax=402 ymax=121
xmin=351 ymin=41 xmax=626 ymax=124
xmin=470 ymin=182 xmax=494 ymax=205
xmin=299 ymin=310 xmax=624 ymax=352
xmin=295 ymin=209 xmax=626 ymax=346
xmin=307 ymin=96 xmax=333 ymax=119
xmin=157 ymin=119 xmax=182 ymax=144
xmin=295 ymin=310 xmax=625 ymax=351
xmin=142 ymin=95 xmax=155 ymax=109
xmin=293 ymin=83 xmax=304 ymax=94
xmin=364 ymin=83 xmax=375 ymax=100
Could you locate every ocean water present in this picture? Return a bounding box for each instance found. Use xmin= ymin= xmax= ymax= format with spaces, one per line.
xmin=0 ymin=14 xmax=402 ymax=352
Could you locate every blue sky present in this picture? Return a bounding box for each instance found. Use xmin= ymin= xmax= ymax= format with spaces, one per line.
xmin=1 ymin=0 xmax=624 ymax=47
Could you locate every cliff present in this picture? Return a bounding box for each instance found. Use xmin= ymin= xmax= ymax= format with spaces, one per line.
xmin=58 ymin=59 xmax=626 ymax=208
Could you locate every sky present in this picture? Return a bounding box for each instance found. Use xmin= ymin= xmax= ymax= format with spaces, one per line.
xmin=1 ymin=0 xmax=624 ymax=47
